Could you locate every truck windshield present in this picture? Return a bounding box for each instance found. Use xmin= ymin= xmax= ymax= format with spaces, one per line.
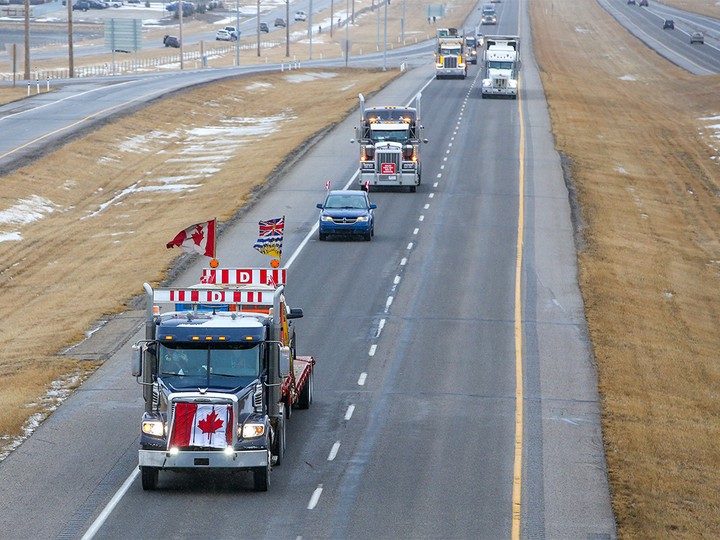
xmin=369 ymin=128 xmax=410 ymax=143
xmin=488 ymin=61 xmax=513 ymax=69
xmin=158 ymin=343 xmax=260 ymax=388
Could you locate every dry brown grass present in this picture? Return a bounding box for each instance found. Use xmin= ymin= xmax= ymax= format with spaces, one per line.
xmin=531 ymin=0 xmax=720 ymax=536
xmin=4 ymin=0 xmax=719 ymax=534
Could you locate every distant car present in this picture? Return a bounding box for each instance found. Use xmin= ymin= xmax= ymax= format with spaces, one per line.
xmin=163 ymin=35 xmax=180 ymax=48
xmin=294 ymin=10 xmax=307 ymax=21
xmin=690 ymin=32 xmax=704 ymax=44
xmin=222 ymin=26 xmax=239 ymax=39
xmin=259 ymin=22 xmax=269 ymax=33
xmin=216 ymin=29 xmax=232 ymax=41
xmin=274 ymin=17 xmax=286 ymax=27
xmin=627 ymin=0 xmax=635 ymax=4
xmin=126 ymin=0 xmax=140 ymax=3
xmin=87 ymin=0 xmax=107 ymax=8
xmin=639 ymin=0 xmax=648 ymax=5
xmin=481 ymin=13 xmax=497 ymax=24
xmin=663 ymin=19 xmax=674 ymax=29
xmin=317 ymin=190 xmax=376 ymax=241
xmin=72 ymin=1 xmax=90 ymax=10
xmin=109 ymin=0 xmax=123 ymax=6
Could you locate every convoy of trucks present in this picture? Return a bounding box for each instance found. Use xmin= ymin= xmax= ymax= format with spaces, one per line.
xmin=434 ymin=28 xmax=467 ymax=79
xmin=481 ymin=35 xmax=521 ymax=99
xmin=132 ymin=266 xmax=314 ymax=491
xmin=352 ymin=93 xmax=428 ymax=193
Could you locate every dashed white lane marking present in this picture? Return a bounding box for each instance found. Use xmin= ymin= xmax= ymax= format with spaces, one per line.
xmin=400 ymin=257 xmax=407 ymax=266
xmin=394 ymin=275 xmax=401 ymax=285
xmin=385 ymin=296 xmax=394 ymax=311
xmin=345 ymin=404 xmax=355 ymax=420
xmin=308 ymin=485 xmax=323 ymax=509
xmin=433 ymin=182 xmax=439 ymax=188
xmin=419 ymin=215 xmax=424 ymax=221
xmin=428 ymin=193 xmax=434 ymax=198
xmin=328 ymin=442 xmax=341 ymax=461
xmin=376 ymin=318 xmax=386 ymax=337
xmin=407 ymin=242 xmax=414 ymax=250
xmin=413 ymin=228 xmax=419 ymax=235
xmin=358 ymin=372 xmax=367 ymax=386
xmin=424 ymin=204 xmax=430 ymax=210
xmin=369 ymin=344 xmax=377 ymax=356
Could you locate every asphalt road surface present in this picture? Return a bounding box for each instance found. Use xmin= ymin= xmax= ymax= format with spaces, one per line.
xmin=14 ymin=0 xmax=720 ymax=536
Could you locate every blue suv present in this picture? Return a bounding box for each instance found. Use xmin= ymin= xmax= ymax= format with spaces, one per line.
xmin=317 ymin=190 xmax=376 ymax=241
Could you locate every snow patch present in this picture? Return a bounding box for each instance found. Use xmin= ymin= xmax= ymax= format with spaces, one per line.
xmin=619 ymin=74 xmax=637 ymax=81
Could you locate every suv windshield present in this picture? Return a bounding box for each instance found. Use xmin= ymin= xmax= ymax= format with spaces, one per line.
xmin=159 ymin=343 xmax=261 ymax=389
xmin=324 ymin=195 xmax=367 ymax=209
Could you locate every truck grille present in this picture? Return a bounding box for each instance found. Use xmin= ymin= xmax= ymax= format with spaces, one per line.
xmin=494 ymin=77 xmax=507 ymax=88
xmin=443 ymin=57 xmax=458 ymax=68
xmin=376 ymin=151 xmax=401 ymax=172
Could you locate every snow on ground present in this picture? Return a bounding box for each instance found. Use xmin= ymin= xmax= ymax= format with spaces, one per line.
xmin=0 ymin=195 xmax=58 ymax=242
xmin=699 ymin=114 xmax=720 ymax=161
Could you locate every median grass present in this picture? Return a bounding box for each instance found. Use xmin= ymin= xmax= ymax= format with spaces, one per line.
xmin=1 ymin=0 xmax=719 ymax=536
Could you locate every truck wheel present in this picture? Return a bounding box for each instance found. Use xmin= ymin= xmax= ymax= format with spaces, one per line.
xmin=297 ymin=368 xmax=313 ymax=409
xmin=253 ymin=449 xmax=271 ymax=491
xmin=141 ymin=467 xmax=159 ymax=491
xmin=409 ymin=185 xmax=417 ymax=193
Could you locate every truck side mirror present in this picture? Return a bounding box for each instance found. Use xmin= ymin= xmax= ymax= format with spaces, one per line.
xmin=288 ymin=308 xmax=304 ymax=319
xmin=279 ymin=346 xmax=291 ymax=378
xmin=131 ymin=344 xmax=142 ymax=377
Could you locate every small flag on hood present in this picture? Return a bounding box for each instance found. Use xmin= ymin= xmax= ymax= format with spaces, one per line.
xmin=166 ymin=219 xmax=216 ymax=258
xmin=253 ymin=217 xmax=284 ymax=259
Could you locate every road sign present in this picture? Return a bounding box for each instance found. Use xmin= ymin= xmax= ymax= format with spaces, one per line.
xmin=104 ymin=19 xmax=142 ymax=53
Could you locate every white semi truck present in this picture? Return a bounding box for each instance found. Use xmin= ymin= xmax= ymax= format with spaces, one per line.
xmin=352 ymin=93 xmax=428 ymax=193
xmin=481 ymin=35 xmax=520 ymax=99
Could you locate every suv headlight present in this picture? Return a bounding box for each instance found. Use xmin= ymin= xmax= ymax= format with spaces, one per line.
xmin=355 ymin=216 xmax=369 ymax=222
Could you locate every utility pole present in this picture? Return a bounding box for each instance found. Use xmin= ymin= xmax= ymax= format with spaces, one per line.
xmin=235 ymin=0 xmax=240 ymax=66
xmin=285 ymin=0 xmax=289 ymax=57
xmin=67 ymin=0 xmax=74 ymax=77
xmin=308 ymin=0 xmax=313 ymax=60
xmin=23 ymin=0 xmax=29 ymax=80
xmin=178 ymin=0 xmax=184 ymax=69
xmin=330 ymin=0 xmax=333 ymax=38
xmin=257 ymin=0 xmax=261 ymax=56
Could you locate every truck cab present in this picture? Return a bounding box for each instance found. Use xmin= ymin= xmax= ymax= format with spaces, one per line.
xmin=133 ymin=268 xmax=314 ymax=492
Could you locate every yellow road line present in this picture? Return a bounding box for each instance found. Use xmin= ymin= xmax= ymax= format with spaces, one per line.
xmin=512 ymin=2 xmax=526 ymax=537
xmin=511 ymin=83 xmax=526 ymax=540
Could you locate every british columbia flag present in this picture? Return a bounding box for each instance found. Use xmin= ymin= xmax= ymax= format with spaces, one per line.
xmin=253 ymin=217 xmax=284 ymax=259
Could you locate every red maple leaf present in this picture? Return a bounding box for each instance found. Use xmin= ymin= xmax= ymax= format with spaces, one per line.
xmin=197 ymin=408 xmax=224 ymax=436
xmin=190 ymin=225 xmax=205 ymax=247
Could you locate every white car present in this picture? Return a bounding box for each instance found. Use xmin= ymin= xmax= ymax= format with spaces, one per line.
xmin=216 ymin=27 xmax=238 ymax=41
xmin=294 ymin=10 xmax=307 ymax=21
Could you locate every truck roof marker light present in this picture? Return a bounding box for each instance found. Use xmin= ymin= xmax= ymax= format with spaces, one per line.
xmin=164 ymin=336 xmax=173 ymax=340
xmin=219 ymin=336 xmax=226 ymax=341
xmin=205 ymin=336 xmax=213 ymax=341
xmin=192 ymin=336 xmax=200 ymax=341
xmin=245 ymin=336 xmax=254 ymax=341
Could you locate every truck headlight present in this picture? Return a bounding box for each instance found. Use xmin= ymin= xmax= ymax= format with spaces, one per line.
xmin=241 ymin=423 xmax=265 ymax=438
xmin=482 ymin=80 xmax=492 ymax=87
xmin=142 ymin=420 xmax=165 ymax=437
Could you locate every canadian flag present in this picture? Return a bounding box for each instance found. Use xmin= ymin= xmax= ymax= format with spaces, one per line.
xmin=166 ymin=219 xmax=216 ymax=258
xmin=169 ymin=403 xmax=232 ymax=449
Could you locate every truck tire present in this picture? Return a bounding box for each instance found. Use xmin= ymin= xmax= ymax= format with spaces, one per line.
xmin=297 ymin=368 xmax=313 ymax=409
xmin=409 ymin=185 xmax=416 ymax=193
xmin=141 ymin=467 xmax=159 ymax=491
xmin=253 ymin=449 xmax=271 ymax=491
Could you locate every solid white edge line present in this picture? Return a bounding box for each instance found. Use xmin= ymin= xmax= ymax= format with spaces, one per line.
xmin=81 ymin=467 xmax=140 ymax=540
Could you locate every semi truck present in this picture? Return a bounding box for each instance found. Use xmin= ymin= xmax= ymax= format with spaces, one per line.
xmin=481 ymin=35 xmax=520 ymax=99
xmin=131 ymin=266 xmax=314 ymax=491
xmin=351 ymin=93 xmax=428 ymax=193
xmin=435 ymin=28 xmax=467 ymax=79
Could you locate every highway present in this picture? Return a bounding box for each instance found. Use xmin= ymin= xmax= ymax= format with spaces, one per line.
xmin=4 ymin=0 xmax=717 ymax=537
